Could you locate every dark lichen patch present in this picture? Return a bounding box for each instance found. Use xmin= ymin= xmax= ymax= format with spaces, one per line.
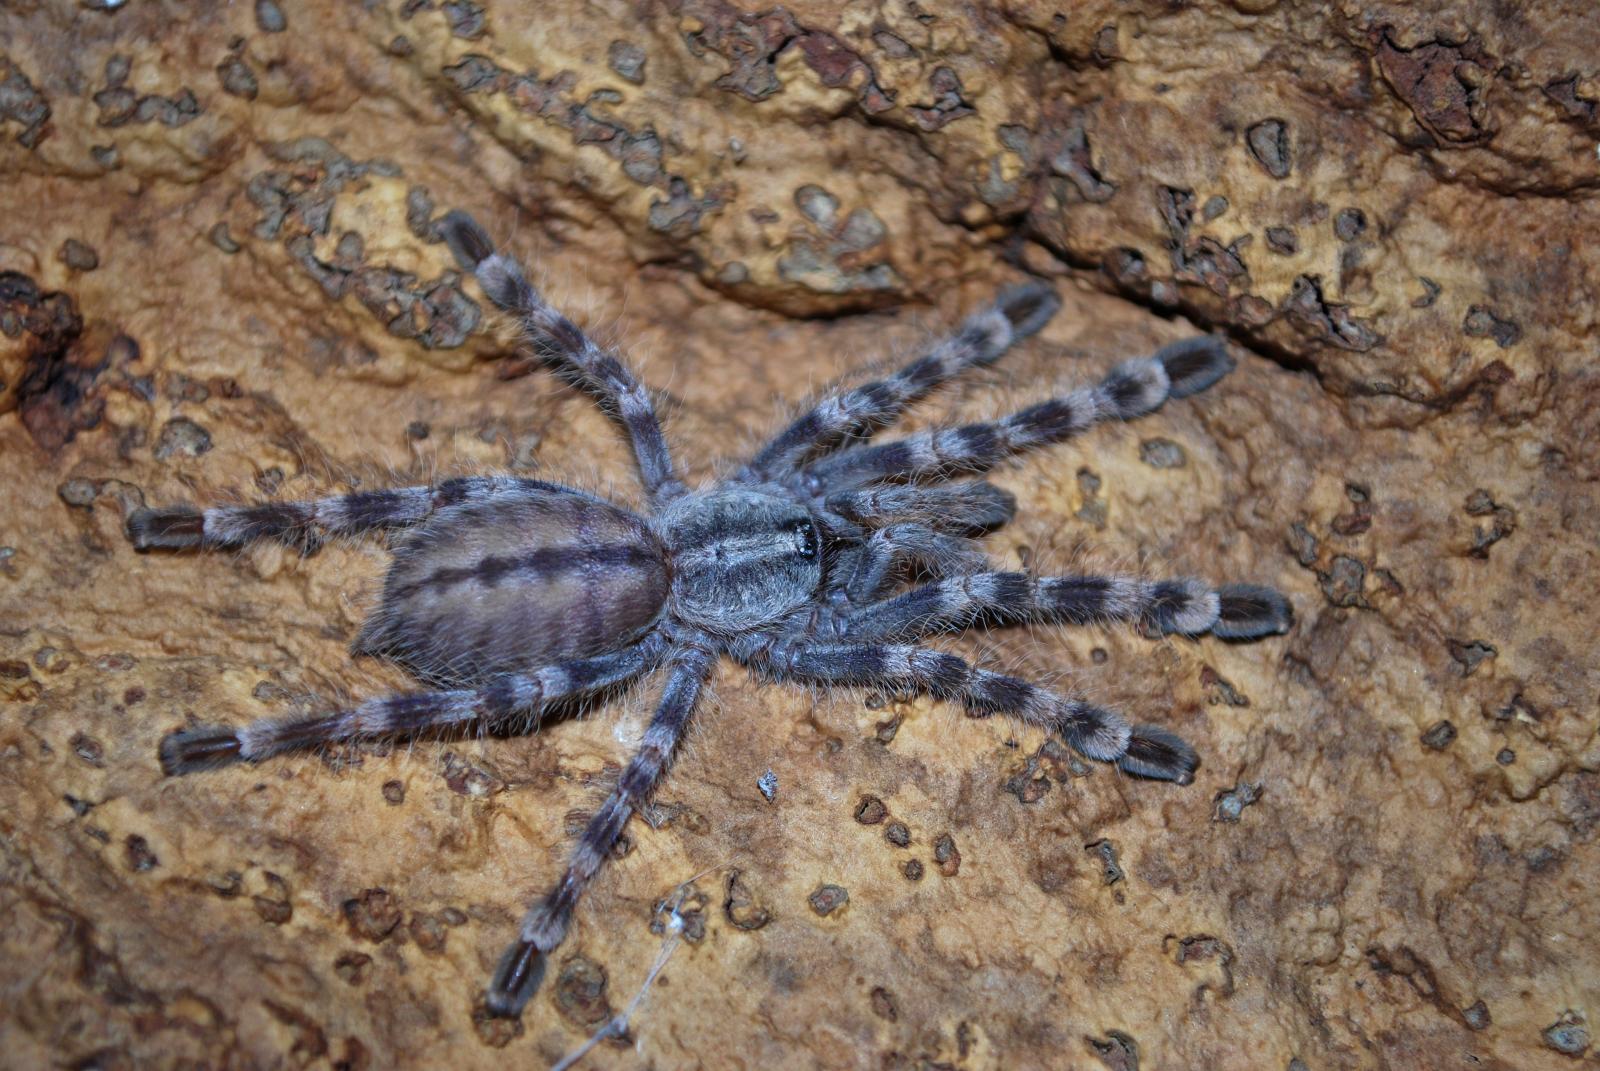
xmin=1446 ymin=638 xmax=1496 ymax=677
xmin=1283 ymin=275 xmax=1379 ymax=352
xmin=885 ymin=822 xmax=910 ymax=848
xmin=154 ymin=417 xmax=212 ymax=459
xmin=1200 ymin=666 xmax=1249 ymax=707
xmin=471 ymin=994 xmax=525 ymax=1047
xmin=1286 ymin=523 xmax=1319 ymax=567
xmin=554 ymin=955 xmax=612 ymax=1027
xmin=901 ymin=859 xmax=923 ymax=881
xmin=1463 ymin=489 xmax=1516 ymax=558
xmin=1085 ymin=1028 xmax=1140 ymax=1071
xmin=1320 ymin=555 xmax=1367 ymax=608
xmin=1049 ymin=115 xmax=1117 ymax=204
xmin=381 ymin=779 xmax=405 ymax=804
xmin=0 ymin=58 xmax=52 ymax=148
xmin=1536 ymin=1011 xmax=1587 ymax=1050
xmin=808 ymin=884 xmax=848 ymax=917
xmin=92 ymin=55 xmax=201 ymax=129
xmin=1265 ymin=226 xmax=1298 ymax=254
xmin=441 ymin=752 xmax=506 ymax=797
xmin=3 ymin=271 xmax=109 ymax=450
xmin=608 ymin=40 xmax=647 ymax=84
xmin=1420 ymin=720 xmax=1457 ymax=750
xmin=1412 ymin=276 xmax=1441 ymax=308
xmin=124 ymin=834 xmax=158 ymax=872
xmin=724 ymin=869 xmax=771 ymax=931
xmin=854 ymin=794 xmax=887 ymax=824
xmin=1213 ymin=782 xmax=1261 ymax=822
xmin=333 ymin=951 xmax=372 ymax=986
xmin=442 ymin=0 xmax=486 ymax=39
xmin=934 ymin=833 xmax=960 ymax=876
xmin=58 ymin=240 xmax=100 ymax=272
xmin=1138 ymin=438 xmax=1186 ymax=468
xmin=870 ymin=986 xmax=897 ymax=1021
xmin=342 ymin=888 xmax=402 ymax=943
xmin=1246 ymin=118 xmax=1291 ymax=179
xmin=254 ymin=872 xmax=293 ymax=925
xmin=58 ymin=478 xmax=98 ymax=508
xmin=1376 ymin=35 xmax=1494 ymax=144
xmin=909 ymin=66 xmax=974 ymax=130
xmin=1461 ymin=999 xmax=1491 ymax=1030
xmin=70 ymin=732 xmax=105 ymax=767
xmin=217 ymin=44 xmax=258 ymax=100
xmin=1075 ymin=467 xmax=1107 ymax=529
xmin=1085 ymin=839 xmax=1124 ymax=885
xmin=1332 ymin=208 xmax=1367 ymax=241
xmin=255 ymin=0 xmax=286 ymax=33
xmin=1171 ymin=934 xmax=1236 ymax=999
xmin=1463 ymin=304 xmax=1521 ymax=349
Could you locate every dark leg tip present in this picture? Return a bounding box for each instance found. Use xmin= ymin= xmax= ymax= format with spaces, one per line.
xmin=1214 ymin=584 xmax=1294 ymax=639
xmin=127 ymin=506 xmax=205 ymax=550
xmin=994 ymin=281 xmax=1062 ymax=342
xmin=1155 ymin=335 xmax=1234 ymax=399
xmin=159 ymin=726 xmax=245 ymax=775
xmin=1117 ymin=725 xmax=1199 ymax=784
xmin=960 ymin=481 xmax=1016 ymax=534
xmin=485 ymin=938 xmax=546 ymax=1018
xmin=438 ymin=209 xmax=495 ymax=273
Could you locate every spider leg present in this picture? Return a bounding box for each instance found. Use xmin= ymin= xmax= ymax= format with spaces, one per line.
xmin=488 ymin=642 xmax=715 ymax=1018
xmin=438 ymin=210 xmax=685 ymax=504
xmin=824 ymin=481 xmax=1016 ymax=535
xmin=838 ymin=572 xmax=1294 ymax=643
xmin=157 ymin=636 xmax=665 ymax=775
xmin=800 ymin=335 xmax=1234 ymax=489
xmin=126 ymin=475 xmax=539 ymax=552
xmin=839 ymin=523 xmax=991 ymax=604
xmin=736 ymin=637 xmax=1194 ymax=783
xmin=741 ymin=283 xmax=1061 ymax=480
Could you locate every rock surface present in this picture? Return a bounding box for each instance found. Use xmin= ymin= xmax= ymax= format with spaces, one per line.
xmin=2 ymin=3 xmax=1596 ymax=1069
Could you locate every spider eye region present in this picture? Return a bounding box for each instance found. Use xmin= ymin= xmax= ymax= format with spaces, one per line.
xmin=660 ymin=488 xmax=824 ymax=633
xmin=792 ymin=520 xmax=820 ymax=560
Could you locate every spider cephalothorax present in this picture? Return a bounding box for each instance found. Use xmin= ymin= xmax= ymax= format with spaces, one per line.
xmin=128 ymin=210 xmax=1292 ymax=1018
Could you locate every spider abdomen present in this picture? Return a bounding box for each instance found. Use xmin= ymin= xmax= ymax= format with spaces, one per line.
xmin=356 ymin=482 xmax=668 ymax=684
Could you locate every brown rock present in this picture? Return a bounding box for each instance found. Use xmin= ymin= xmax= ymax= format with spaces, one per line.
xmin=0 ymin=4 xmax=1595 ymax=1070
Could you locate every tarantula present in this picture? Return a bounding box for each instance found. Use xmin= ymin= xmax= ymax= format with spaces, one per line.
xmin=127 ymin=210 xmax=1292 ymax=1018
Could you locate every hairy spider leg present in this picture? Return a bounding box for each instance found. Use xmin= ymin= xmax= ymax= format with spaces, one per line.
xmin=439 ymin=210 xmax=686 ymax=505
xmin=824 ymin=481 xmax=1017 ymax=535
xmin=126 ymin=476 xmax=546 ymax=553
xmin=158 ymin=637 xmax=665 ymax=775
xmin=800 ymin=335 xmax=1234 ymax=490
xmin=736 ymin=637 xmax=1195 ymax=783
xmin=488 ymin=643 xmax=716 ymax=1017
xmin=838 ymin=572 xmax=1294 ymax=643
xmin=840 ymin=522 xmax=994 ymax=603
xmin=742 ymin=283 xmax=1062 ymax=479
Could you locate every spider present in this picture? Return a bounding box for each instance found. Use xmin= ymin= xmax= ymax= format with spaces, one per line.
xmin=127 ymin=210 xmax=1292 ymax=1019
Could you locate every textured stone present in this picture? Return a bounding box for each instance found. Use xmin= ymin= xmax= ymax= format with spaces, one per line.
xmin=0 ymin=3 xmax=1596 ymax=1070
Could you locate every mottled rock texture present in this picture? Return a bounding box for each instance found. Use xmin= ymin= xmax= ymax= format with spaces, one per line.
xmin=2 ymin=3 xmax=1597 ymax=1069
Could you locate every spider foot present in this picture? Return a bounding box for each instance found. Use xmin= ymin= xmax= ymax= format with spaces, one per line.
xmin=1155 ymin=335 xmax=1235 ymax=399
xmin=994 ymin=281 xmax=1062 ymax=342
xmin=1116 ymin=725 xmax=1198 ymax=784
xmin=127 ymin=506 xmax=204 ymax=550
xmin=1215 ymin=584 xmax=1294 ymax=639
xmin=160 ymin=725 xmax=245 ymax=775
xmin=486 ymin=937 xmax=547 ymax=1018
xmin=438 ymin=209 xmax=494 ymax=272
